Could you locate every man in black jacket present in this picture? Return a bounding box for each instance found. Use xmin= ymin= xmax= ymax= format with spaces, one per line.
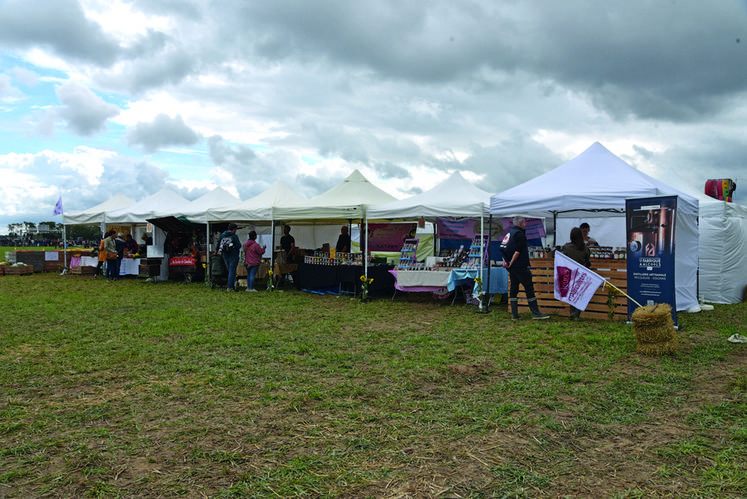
xmin=219 ymin=223 xmax=241 ymax=291
xmin=500 ymin=216 xmax=549 ymax=320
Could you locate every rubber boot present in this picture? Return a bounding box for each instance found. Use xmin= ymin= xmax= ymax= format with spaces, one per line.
xmin=509 ymin=298 xmax=520 ymax=320
xmin=528 ymin=298 xmax=549 ymax=320
xmin=569 ymin=306 xmax=581 ymax=321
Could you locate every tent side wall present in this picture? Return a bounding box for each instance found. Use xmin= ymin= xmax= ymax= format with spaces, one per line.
xmin=698 ymin=202 xmax=747 ymax=304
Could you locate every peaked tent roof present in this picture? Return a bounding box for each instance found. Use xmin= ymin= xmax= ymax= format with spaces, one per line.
xmin=490 ymin=142 xmax=698 ymax=217
xmin=274 ymin=170 xmax=396 ymax=221
xmin=180 ymin=187 xmax=241 ymax=223
xmin=208 ymin=180 xmax=306 ymax=222
xmin=367 ymin=171 xmax=493 ymax=220
xmin=63 ymin=193 xmax=136 ymax=225
xmin=106 ymin=188 xmax=191 ymax=224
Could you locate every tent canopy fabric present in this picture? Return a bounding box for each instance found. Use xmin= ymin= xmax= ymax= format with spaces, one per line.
xmin=63 ymin=193 xmax=135 ymax=225
xmin=698 ymin=198 xmax=747 ymax=304
xmin=367 ymin=171 xmax=492 ymax=220
xmin=273 ymin=170 xmax=396 ymax=222
xmin=106 ymin=188 xmax=191 ymax=224
xmin=490 ymin=142 xmax=700 ymax=312
xmin=208 ymin=181 xmax=306 ymax=222
xmin=490 ymin=142 xmax=699 ymax=218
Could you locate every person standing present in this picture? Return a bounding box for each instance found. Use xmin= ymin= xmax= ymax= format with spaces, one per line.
xmin=114 ymin=233 xmax=126 ymax=280
xmin=500 ymin=216 xmax=549 ymax=320
xmin=104 ymin=231 xmax=118 ymax=282
xmin=280 ymin=225 xmax=296 ymax=262
xmin=335 ymin=225 xmax=351 ymax=253
xmin=219 ymin=223 xmax=241 ymax=291
xmin=93 ymin=230 xmax=111 ymax=279
xmin=579 ymin=222 xmax=599 ymax=247
xmin=561 ymin=227 xmax=592 ymax=321
xmin=243 ymin=231 xmax=266 ymax=292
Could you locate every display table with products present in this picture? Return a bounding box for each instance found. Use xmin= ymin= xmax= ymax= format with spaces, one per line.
xmin=71 ymin=255 xmax=142 ymax=276
xmin=296 ymin=263 xmax=394 ymax=296
xmin=390 ymin=267 xmax=509 ymax=303
xmin=119 ymin=257 xmax=141 ymax=276
xmin=390 ymin=269 xmax=451 ymax=292
xmin=447 ymin=267 xmax=509 ymax=295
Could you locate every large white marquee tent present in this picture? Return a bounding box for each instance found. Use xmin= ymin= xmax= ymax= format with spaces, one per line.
xmin=63 ymin=193 xmax=135 ymax=226
xmin=490 ymin=142 xmax=700 ymax=312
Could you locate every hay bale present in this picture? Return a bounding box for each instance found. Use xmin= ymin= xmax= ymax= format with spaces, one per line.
xmin=632 ymin=303 xmax=678 ymax=355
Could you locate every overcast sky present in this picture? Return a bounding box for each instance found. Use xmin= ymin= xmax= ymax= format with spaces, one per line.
xmin=1 ymin=0 xmax=745 ymax=232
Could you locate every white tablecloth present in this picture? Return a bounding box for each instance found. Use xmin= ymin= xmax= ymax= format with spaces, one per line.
xmin=392 ymin=270 xmax=451 ymax=290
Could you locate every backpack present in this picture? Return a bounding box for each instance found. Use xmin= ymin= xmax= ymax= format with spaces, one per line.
xmin=219 ymin=235 xmax=234 ymax=254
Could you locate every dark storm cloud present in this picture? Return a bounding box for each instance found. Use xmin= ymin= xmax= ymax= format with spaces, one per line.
xmin=370 ymin=161 xmax=411 ymax=181
xmin=427 ymin=134 xmax=562 ymax=194
xmin=521 ymin=2 xmax=747 ymax=121
xmin=0 ymin=0 xmax=121 ymax=66
xmin=223 ymin=1 xmax=747 ymax=124
xmin=55 ymin=82 xmax=120 ymax=136
xmin=96 ymin=47 xmax=196 ymax=94
xmin=126 ymin=114 xmax=200 ymax=153
xmin=305 ymin=122 xmax=423 ymax=166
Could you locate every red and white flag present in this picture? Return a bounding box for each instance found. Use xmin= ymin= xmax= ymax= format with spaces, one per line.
xmin=554 ymin=251 xmax=605 ymax=311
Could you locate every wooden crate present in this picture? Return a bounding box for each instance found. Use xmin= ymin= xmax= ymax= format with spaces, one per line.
xmin=139 ymin=264 xmax=160 ymax=277
xmin=71 ymin=265 xmax=96 ymax=275
xmin=5 ymin=265 xmax=33 ymax=276
xmin=44 ymin=261 xmax=62 ymax=272
xmin=0 ymin=265 xmax=5 ymax=276
xmin=512 ymin=257 xmax=628 ymax=321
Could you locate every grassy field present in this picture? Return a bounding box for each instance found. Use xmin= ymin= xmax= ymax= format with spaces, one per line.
xmin=0 ymin=272 xmax=745 ymax=498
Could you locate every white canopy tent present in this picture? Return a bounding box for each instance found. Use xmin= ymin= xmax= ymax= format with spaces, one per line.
xmin=208 ymin=181 xmax=304 ymax=222
xmin=698 ymin=197 xmax=747 ymax=304
xmin=367 ymin=172 xmax=492 ymax=220
xmin=655 ymin=170 xmax=747 ymax=305
xmin=490 ymin=142 xmax=700 ymax=312
xmin=273 ymin=170 xmax=396 ymax=223
xmin=271 ymin=170 xmax=398 ymax=250
xmin=106 ymin=188 xmax=191 ymax=224
xmin=367 ymin=171 xmax=495 ymax=262
xmin=63 ymin=193 xmax=135 ymax=226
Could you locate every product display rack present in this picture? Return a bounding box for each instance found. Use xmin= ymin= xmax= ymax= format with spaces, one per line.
xmin=466 ymin=234 xmax=489 ymax=269
xmin=397 ymin=239 xmax=419 ymax=269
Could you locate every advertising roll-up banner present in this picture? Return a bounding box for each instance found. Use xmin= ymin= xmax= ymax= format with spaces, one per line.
xmin=625 ymin=196 xmax=678 ymax=326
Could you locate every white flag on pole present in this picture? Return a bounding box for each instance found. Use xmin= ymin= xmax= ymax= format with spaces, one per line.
xmin=53 ymin=196 xmax=63 ymax=216
xmin=554 ymin=250 xmax=605 ymax=311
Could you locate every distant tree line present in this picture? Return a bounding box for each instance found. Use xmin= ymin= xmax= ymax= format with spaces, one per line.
xmin=2 ymin=222 xmax=102 ymax=246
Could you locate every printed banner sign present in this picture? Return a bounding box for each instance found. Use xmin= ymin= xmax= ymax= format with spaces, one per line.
xmin=553 ymin=251 xmax=605 ymax=310
xmin=366 ymin=223 xmax=417 ymax=251
xmin=625 ymin=196 xmax=678 ymax=325
xmin=500 ymin=217 xmax=546 ymax=240
xmin=437 ymin=218 xmax=481 ymax=240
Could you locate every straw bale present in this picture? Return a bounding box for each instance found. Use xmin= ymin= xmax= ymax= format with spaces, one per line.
xmin=632 ymin=303 xmax=678 ymax=355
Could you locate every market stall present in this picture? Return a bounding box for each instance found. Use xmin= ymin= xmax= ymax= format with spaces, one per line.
xmin=490 ymin=142 xmax=700 ymax=313
xmin=296 ymin=262 xmax=394 ymax=296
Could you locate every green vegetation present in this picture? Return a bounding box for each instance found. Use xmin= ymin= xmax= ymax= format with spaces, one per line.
xmin=0 ymin=273 xmax=745 ymax=497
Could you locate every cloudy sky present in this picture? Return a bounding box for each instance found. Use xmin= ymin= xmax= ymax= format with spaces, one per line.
xmin=1 ymin=0 xmax=746 ymax=232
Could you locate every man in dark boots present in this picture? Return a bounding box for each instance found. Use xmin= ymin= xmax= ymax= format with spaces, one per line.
xmin=500 ymin=216 xmax=549 ymax=320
